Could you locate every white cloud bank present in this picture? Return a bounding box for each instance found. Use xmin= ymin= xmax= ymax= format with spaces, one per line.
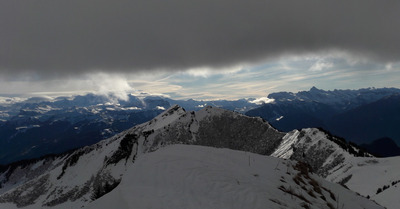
xmin=249 ymin=97 xmax=275 ymax=105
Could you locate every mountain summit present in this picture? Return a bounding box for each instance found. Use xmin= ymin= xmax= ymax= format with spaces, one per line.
xmin=0 ymin=105 xmax=389 ymax=208
xmin=0 ymin=105 xmax=284 ymax=208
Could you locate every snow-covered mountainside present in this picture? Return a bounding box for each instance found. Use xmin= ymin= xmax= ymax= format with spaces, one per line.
xmin=2 ymin=87 xmax=398 ymax=165
xmin=0 ymin=105 xmax=394 ymax=208
xmin=270 ymin=128 xmax=400 ymax=209
xmin=326 ymin=156 xmax=400 ymax=208
xmin=0 ymin=93 xmax=260 ymax=164
xmin=87 ymin=145 xmax=382 ymax=209
xmin=0 ymin=105 xmax=283 ymax=208
xmin=0 ymin=93 xmax=167 ymax=164
xmin=272 ymin=128 xmax=371 ymax=178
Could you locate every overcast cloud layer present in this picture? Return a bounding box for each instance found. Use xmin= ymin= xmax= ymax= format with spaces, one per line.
xmin=1 ymin=0 xmax=399 ymax=76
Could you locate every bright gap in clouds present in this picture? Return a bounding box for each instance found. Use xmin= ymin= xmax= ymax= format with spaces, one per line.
xmin=0 ymin=73 xmax=136 ymax=101
xmin=0 ymin=51 xmax=399 ymax=101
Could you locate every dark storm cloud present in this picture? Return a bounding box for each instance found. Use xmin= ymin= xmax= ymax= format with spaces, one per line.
xmin=1 ymin=0 xmax=399 ymax=75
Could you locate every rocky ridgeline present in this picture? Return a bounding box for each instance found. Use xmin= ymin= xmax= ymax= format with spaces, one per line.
xmin=0 ymin=105 xmax=373 ymax=208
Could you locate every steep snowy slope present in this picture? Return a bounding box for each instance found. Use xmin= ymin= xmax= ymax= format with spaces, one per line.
xmin=374 ymin=179 xmax=400 ymax=209
xmin=272 ymin=128 xmax=371 ymax=178
xmin=0 ymin=92 xmax=261 ymax=165
xmin=326 ymin=156 xmax=400 ymax=208
xmin=0 ymin=105 xmax=284 ymax=208
xmin=0 ymin=105 xmax=394 ymax=208
xmin=270 ymin=127 xmax=400 ymax=209
xmin=87 ymin=145 xmax=382 ymax=209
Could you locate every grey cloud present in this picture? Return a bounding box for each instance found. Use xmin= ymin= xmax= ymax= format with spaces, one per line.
xmin=1 ymin=0 xmax=399 ymax=76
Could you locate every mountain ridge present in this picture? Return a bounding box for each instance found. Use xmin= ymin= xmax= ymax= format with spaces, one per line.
xmin=0 ymin=93 xmax=260 ymax=164
xmin=246 ymin=87 xmax=400 ymax=145
xmin=0 ymin=105 xmax=396 ymax=208
xmin=1 ymin=86 xmax=399 ymax=165
xmin=0 ymin=105 xmax=284 ymax=208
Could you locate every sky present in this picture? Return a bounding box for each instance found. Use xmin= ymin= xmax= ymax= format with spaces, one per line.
xmin=1 ymin=0 xmax=400 ymax=100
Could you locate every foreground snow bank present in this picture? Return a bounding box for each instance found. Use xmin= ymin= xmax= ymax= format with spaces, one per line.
xmin=88 ymin=145 xmax=382 ymax=209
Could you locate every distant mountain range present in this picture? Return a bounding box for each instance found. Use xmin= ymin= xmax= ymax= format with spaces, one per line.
xmin=0 ymin=94 xmax=259 ymax=164
xmin=1 ymin=86 xmax=399 ymax=164
xmin=0 ymin=105 xmax=388 ymax=209
xmin=246 ymin=87 xmax=400 ymax=154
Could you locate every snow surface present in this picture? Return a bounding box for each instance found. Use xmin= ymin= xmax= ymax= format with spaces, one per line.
xmin=273 ymin=129 xmax=400 ymax=209
xmin=271 ymin=130 xmax=300 ymax=159
xmin=88 ymin=145 xmax=382 ymax=209
xmin=374 ymin=180 xmax=400 ymax=209
xmin=141 ymin=104 xmax=186 ymax=131
xmin=326 ymin=155 xmax=400 ymax=208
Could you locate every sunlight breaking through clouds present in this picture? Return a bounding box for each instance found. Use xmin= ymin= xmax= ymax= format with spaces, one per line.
xmin=0 ymin=52 xmax=399 ymax=101
xmin=184 ymin=65 xmax=244 ymax=78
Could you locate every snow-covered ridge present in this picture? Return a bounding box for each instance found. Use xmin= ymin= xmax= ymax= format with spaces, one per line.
xmin=0 ymin=92 xmax=262 ymax=164
xmin=272 ymin=128 xmax=371 ymax=178
xmin=0 ymin=105 xmax=395 ymax=208
xmin=0 ymin=105 xmax=284 ymax=208
xmin=270 ymin=127 xmax=400 ymax=209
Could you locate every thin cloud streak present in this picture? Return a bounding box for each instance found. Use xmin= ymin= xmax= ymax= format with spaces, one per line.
xmin=0 ymin=54 xmax=399 ymax=100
